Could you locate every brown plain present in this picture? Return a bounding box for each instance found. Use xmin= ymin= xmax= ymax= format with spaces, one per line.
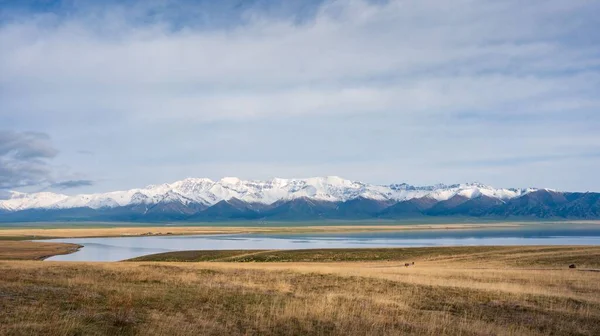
xmin=0 ymin=240 xmax=81 ymax=260
xmin=1 ymin=244 xmax=600 ymax=335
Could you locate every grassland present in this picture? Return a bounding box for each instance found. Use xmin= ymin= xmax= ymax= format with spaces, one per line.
xmin=0 ymin=240 xmax=81 ymax=260
xmin=1 ymin=245 xmax=599 ymax=335
xmin=129 ymin=245 xmax=600 ymax=267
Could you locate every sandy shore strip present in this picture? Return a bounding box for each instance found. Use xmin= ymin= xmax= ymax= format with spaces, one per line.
xmin=1 ymin=221 xmax=599 ymax=239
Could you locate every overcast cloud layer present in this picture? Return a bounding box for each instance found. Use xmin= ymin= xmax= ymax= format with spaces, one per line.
xmin=1 ymin=0 xmax=599 ymax=194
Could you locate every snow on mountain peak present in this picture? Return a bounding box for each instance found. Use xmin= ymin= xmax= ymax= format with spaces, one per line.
xmin=219 ymin=177 xmax=242 ymax=184
xmin=458 ymin=182 xmax=492 ymax=189
xmin=310 ymin=176 xmax=352 ymax=185
xmin=0 ymin=177 xmax=539 ymax=212
xmin=0 ymin=191 xmax=68 ymax=211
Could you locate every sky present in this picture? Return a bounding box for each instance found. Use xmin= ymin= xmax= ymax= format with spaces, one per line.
xmin=1 ymin=0 xmax=600 ymax=195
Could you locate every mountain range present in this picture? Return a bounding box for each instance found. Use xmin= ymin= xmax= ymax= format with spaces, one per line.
xmin=1 ymin=176 xmax=599 ymax=222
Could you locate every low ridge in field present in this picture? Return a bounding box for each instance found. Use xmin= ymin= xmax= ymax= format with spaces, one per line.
xmin=129 ymin=246 xmax=600 ymax=267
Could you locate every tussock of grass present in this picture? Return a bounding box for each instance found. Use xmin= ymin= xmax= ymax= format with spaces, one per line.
xmin=2 ymin=246 xmax=600 ymax=335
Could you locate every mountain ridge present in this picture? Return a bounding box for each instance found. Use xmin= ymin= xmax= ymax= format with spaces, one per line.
xmin=0 ymin=176 xmax=535 ymax=211
xmin=1 ymin=177 xmax=598 ymax=222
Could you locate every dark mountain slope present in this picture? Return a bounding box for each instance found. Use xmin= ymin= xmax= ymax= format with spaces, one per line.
xmin=261 ymin=197 xmax=339 ymax=220
xmin=489 ymin=190 xmax=570 ymax=218
xmin=436 ymin=195 xmax=506 ymax=217
xmin=334 ymin=197 xmax=394 ymax=219
xmin=424 ymin=195 xmax=470 ymax=216
xmin=378 ymin=197 xmax=438 ymax=218
xmin=0 ymin=207 xmax=99 ymax=222
xmin=190 ymin=198 xmax=261 ymax=220
xmin=554 ymin=192 xmax=600 ymax=218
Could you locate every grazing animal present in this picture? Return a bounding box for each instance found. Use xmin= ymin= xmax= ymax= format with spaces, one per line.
xmin=411 ymin=262 xmax=414 ymax=265
xmin=404 ymin=263 xmax=410 ymax=267
xmin=569 ymin=264 xmax=576 ymax=269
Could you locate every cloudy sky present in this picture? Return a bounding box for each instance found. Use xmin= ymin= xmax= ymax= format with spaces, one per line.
xmin=1 ymin=0 xmax=599 ymax=194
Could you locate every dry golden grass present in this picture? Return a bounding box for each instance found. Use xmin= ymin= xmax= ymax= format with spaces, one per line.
xmin=1 ymin=246 xmax=599 ymax=335
xmin=130 ymin=245 xmax=600 ymax=267
xmin=0 ymin=241 xmax=81 ymax=260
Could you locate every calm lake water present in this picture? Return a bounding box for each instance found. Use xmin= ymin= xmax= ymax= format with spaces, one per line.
xmin=40 ymin=224 xmax=600 ymax=262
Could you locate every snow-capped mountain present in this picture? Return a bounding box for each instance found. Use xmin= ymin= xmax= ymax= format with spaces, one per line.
xmin=3 ymin=176 xmax=596 ymax=222
xmin=0 ymin=176 xmax=535 ymax=211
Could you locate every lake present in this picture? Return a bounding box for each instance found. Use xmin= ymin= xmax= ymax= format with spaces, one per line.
xmin=40 ymin=224 xmax=600 ymax=262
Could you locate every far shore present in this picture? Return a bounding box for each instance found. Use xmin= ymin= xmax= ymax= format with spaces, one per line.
xmin=1 ymin=220 xmax=599 ymax=239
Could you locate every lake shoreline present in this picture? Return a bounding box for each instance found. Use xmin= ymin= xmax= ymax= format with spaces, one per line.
xmin=2 ymin=221 xmax=600 ymax=239
xmin=3 ymin=222 xmax=600 ymax=262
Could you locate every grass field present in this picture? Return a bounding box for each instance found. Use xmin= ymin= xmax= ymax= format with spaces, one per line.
xmin=1 ymin=245 xmax=599 ymax=335
xmin=129 ymin=245 xmax=600 ymax=267
xmin=0 ymin=240 xmax=81 ymax=260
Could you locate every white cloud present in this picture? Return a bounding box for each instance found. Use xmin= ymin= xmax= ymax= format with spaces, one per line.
xmin=0 ymin=0 xmax=599 ymax=192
